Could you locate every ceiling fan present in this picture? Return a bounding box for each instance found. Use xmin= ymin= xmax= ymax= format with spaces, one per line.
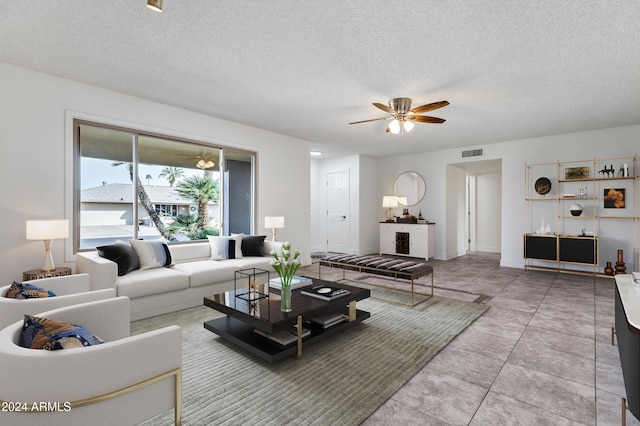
xmin=349 ymin=98 xmax=449 ymax=134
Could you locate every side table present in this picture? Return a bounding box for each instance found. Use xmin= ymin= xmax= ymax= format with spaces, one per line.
xmin=23 ymin=267 xmax=72 ymax=281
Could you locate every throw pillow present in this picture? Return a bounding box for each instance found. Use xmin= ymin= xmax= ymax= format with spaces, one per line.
xmin=4 ymin=282 xmax=56 ymax=299
xmin=208 ymin=235 xmax=243 ymax=260
xmin=241 ymin=235 xmax=267 ymax=257
xmin=20 ymin=314 xmax=104 ymax=350
xmin=129 ymin=239 xmax=174 ymax=270
xmin=230 ymin=233 xmax=245 ymax=259
xmin=97 ymin=241 xmax=140 ymax=276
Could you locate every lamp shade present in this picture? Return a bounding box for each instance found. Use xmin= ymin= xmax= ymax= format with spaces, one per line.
xmin=388 ymin=119 xmax=401 ymax=135
xmin=26 ymin=220 xmax=69 ymax=240
xmin=403 ymin=120 xmax=415 ymax=132
xmin=382 ymin=196 xmax=398 ymax=208
xmin=396 ymin=196 xmax=408 ymax=206
xmin=264 ymin=216 xmax=284 ymax=229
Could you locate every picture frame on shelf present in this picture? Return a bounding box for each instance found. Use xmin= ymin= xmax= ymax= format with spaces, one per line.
xmin=604 ymin=188 xmax=625 ymax=209
xmin=565 ymin=166 xmax=589 ymax=180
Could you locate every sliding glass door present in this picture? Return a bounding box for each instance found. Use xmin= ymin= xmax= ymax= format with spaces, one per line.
xmin=75 ymin=121 xmax=255 ymax=251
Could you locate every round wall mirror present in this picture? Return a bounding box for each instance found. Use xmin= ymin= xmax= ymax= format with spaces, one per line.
xmin=393 ymin=171 xmax=426 ymax=206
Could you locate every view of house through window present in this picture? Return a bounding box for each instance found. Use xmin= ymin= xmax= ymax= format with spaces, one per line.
xmin=76 ymin=121 xmax=255 ymax=251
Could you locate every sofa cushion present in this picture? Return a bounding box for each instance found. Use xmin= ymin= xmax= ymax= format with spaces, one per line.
xmin=241 ymin=235 xmax=267 ymax=257
xmin=172 ymin=260 xmax=239 ymax=288
xmin=208 ymin=235 xmax=242 ymax=260
xmin=20 ymin=314 xmax=104 ymax=350
xmin=169 ymin=242 xmax=211 ymax=263
xmin=5 ymin=282 xmax=56 ymax=299
xmin=97 ymin=241 xmax=139 ymax=276
xmin=116 ymin=268 xmax=190 ymax=299
xmin=130 ymin=239 xmax=174 ymax=270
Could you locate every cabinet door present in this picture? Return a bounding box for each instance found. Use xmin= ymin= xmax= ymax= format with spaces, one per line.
xmin=559 ymin=237 xmax=596 ymax=265
xmin=379 ymin=224 xmax=395 ymax=254
xmin=616 ymin=286 xmax=640 ymax=419
xmin=409 ymin=226 xmax=427 ymax=258
xmin=427 ymin=224 xmax=435 ymax=258
xmin=524 ymin=235 xmax=557 ymax=260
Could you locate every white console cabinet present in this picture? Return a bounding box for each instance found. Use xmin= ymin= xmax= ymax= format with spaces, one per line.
xmin=379 ymin=222 xmax=435 ymax=260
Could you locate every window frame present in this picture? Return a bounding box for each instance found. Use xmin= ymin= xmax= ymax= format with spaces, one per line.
xmin=72 ymin=118 xmax=257 ymax=253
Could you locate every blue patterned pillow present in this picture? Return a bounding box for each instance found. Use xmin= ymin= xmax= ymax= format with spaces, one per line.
xmin=20 ymin=315 xmax=104 ymax=350
xmin=129 ymin=239 xmax=174 ymax=270
xmin=4 ymin=282 xmax=56 ymax=299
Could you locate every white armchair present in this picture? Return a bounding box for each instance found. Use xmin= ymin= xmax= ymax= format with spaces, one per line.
xmin=0 ymin=297 xmax=182 ymax=426
xmin=0 ymin=273 xmax=116 ymax=330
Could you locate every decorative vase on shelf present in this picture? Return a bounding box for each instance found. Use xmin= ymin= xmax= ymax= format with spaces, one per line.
xmin=569 ymin=203 xmax=583 ymax=217
xmin=604 ymin=262 xmax=614 ymax=276
xmin=615 ymin=249 xmax=627 ymax=275
xmin=270 ymin=241 xmax=302 ymax=313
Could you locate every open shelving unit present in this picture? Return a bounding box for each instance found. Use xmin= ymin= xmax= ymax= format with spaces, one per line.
xmin=524 ymin=155 xmax=638 ymax=277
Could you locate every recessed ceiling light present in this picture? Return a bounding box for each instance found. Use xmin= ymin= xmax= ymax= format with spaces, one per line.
xmin=310 ymin=151 xmax=322 ymax=156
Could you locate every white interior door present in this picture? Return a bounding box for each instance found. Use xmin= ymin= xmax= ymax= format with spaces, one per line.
xmin=327 ymin=170 xmax=349 ymax=253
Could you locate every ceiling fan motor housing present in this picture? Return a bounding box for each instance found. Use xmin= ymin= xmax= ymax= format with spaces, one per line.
xmin=389 ymin=98 xmax=412 ymax=114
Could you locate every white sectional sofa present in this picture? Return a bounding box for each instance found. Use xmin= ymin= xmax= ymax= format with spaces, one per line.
xmin=76 ymin=240 xmax=281 ymax=320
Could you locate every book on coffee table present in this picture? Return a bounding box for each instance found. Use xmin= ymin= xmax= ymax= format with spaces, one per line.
xmin=254 ymin=326 xmax=310 ymax=345
xmin=301 ymin=285 xmax=351 ymax=301
xmin=269 ymin=275 xmax=313 ymax=290
xmin=306 ymin=312 xmax=346 ymax=329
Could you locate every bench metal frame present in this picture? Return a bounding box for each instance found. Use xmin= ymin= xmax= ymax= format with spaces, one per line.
xmin=318 ymin=259 xmax=434 ymax=308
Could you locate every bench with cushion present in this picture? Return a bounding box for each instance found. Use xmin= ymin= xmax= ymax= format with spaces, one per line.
xmin=318 ymin=254 xmax=433 ymax=307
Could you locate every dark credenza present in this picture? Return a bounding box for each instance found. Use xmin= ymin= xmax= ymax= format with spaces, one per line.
xmin=523 ymin=234 xmax=598 ymax=265
xmin=615 ymin=274 xmax=640 ymax=421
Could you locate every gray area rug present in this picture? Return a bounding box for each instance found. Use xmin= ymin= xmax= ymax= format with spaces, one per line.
xmin=134 ymin=294 xmax=489 ymax=426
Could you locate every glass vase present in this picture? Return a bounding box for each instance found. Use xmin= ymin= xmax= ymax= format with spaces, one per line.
xmin=280 ymin=278 xmax=292 ymax=312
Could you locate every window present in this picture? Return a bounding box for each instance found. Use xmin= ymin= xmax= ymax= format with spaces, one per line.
xmin=74 ymin=121 xmax=255 ymax=251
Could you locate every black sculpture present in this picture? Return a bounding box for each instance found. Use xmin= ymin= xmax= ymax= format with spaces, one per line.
xmin=599 ymin=164 xmax=615 ymax=178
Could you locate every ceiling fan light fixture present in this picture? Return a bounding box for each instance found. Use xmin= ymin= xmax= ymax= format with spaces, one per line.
xmin=388 ymin=119 xmax=401 ymax=134
xmin=147 ymin=0 xmax=163 ymax=12
xmin=196 ymin=159 xmax=215 ymax=169
xmin=403 ymin=120 xmax=415 ymax=132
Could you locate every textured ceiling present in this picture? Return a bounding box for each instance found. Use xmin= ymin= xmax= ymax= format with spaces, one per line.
xmin=1 ymin=1 xmax=638 ymax=158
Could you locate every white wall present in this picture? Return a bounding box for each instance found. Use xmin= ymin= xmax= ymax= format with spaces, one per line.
xmin=375 ymin=125 xmax=639 ymax=267
xmin=0 ymin=62 xmax=311 ymax=283
xmin=476 ymin=171 xmax=502 ymax=253
xmin=309 ymin=154 xmax=380 ymax=256
xmin=446 ymin=165 xmax=468 ymax=259
xmin=357 ymin=155 xmax=380 ymax=255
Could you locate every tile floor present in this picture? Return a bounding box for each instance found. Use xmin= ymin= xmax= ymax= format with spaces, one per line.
xmin=307 ymin=252 xmax=638 ymax=426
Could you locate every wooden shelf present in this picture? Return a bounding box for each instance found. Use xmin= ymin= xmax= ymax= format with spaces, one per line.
xmin=524 ymin=155 xmax=638 ymax=276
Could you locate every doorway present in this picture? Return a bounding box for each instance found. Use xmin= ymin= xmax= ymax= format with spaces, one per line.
xmin=451 ymin=159 xmax=502 ymax=254
xmin=326 ymin=170 xmax=349 ymax=253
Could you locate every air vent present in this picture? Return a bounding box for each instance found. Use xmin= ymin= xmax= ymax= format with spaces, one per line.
xmin=462 ymin=149 xmax=483 ymax=158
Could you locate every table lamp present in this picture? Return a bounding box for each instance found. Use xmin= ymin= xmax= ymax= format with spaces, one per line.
xmin=264 ymin=216 xmax=284 ymax=242
xmin=382 ymin=196 xmax=398 ymax=221
xmin=26 ymin=219 xmax=69 ymax=272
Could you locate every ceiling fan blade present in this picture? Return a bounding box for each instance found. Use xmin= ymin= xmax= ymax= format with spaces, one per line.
xmin=373 ymin=102 xmax=396 ymax=114
xmin=409 ymin=100 xmax=449 ymax=114
xmin=411 ymin=115 xmax=446 ymax=124
xmin=348 ymin=117 xmax=389 ymax=125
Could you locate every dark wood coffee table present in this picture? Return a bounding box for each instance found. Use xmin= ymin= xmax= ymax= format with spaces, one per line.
xmin=203 ymin=279 xmax=370 ymax=363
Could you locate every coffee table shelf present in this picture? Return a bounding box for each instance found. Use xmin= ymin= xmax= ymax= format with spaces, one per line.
xmin=203 ymin=280 xmax=370 ymax=363
xmin=204 ymin=308 xmax=370 ymax=363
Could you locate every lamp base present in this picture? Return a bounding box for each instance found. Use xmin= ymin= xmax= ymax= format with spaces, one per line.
xmin=41 ymin=239 xmax=56 ymax=272
xmin=385 ymin=208 xmax=394 ymax=220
